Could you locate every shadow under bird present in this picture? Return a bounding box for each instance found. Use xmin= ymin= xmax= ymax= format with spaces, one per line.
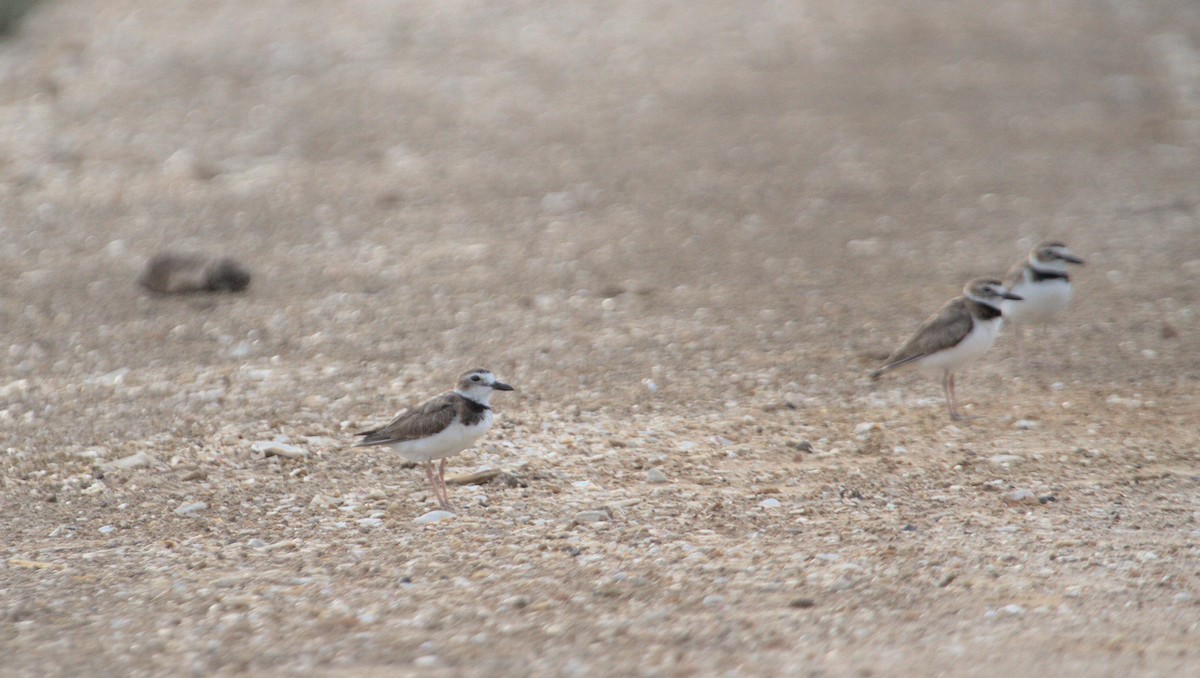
xmin=353 ymin=368 xmax=514 ymax=509
xmin=1001 ymin=241 xmax=1086 ymax=362
xmin=871 ymin=278 xmax=1022 ymax=421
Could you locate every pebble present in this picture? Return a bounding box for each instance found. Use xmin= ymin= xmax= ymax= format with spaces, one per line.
xmin=576 ymin=510 xmax=611 ymax=523
xmin=105 ymin=452 xmax=151 ymax=471
xmin=310 ymin=494 xmax=344 ymax=508
xmin=366 ymin=488 xmax=388 ymax=500
xmin=788 ymin=440 xmax=813 ymax=453
xmin=174 ymin=499 xmax=208 ymax=516
xmin=81 ymin=481 xmax=107 ymax=496
xmin=180 ymin=469 xmax=207 ymax=482
xmin=646 ymin=469 xmax=668 ymax=484
xmin=414 ymin=510 xmax=456 ymax=524
xmin=702 ymin=594 xmax=725 ymax=606
xmin=501 ymin=595 xmax=531 ymax=610
xmin=251 ymin=441 xmax=308 ymax=459
xmin=413 ymin=656 xmax=439 ymax=668
xmin=759 ymin=498 xmax=781 ymax=509
xmin=174 ymin=502 xmax=208 ymax=516
xmin=138 ymin=252 xmax=250 ymax=294
xmin=1013 ymin=419 xmax=1038 ymax=430
xmin=357 ymin=518 xmax=384 ymax=528
xmin=1001 ymin=604 xmax=1025 ymax=616
xmin=247 ymin=538 xmax=267 ymax=548
xmin=1003 ymin=489 xmax=1039 ymax=505
xmin=989 ymin=454 xmax=1025 ymax=466
xmin=92 ymin=368 xmax=130 ymax=386
xmin=99 ymin=525 xmax=115 ymax=534
xmin=854 ymin=422 xmax=879 ymax=437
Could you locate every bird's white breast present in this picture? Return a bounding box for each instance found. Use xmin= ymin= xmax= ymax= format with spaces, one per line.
xmin=917 ymin=316 xmax=1002 ymax=372
xmin=1003 ymin=276 xmax=1071 ymax=325
xmin=385 ymin=409 xmax=493 ymax=462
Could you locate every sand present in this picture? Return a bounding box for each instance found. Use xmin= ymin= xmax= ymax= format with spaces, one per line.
xmin=1 ymin=1 xmax=1199 ymax=675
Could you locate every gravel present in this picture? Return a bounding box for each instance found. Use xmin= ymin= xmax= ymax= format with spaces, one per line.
xmin=2 ymin=1 xmax=1199 ymax=677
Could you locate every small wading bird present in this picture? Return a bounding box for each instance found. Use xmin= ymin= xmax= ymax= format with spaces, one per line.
xmin=871 ymin=278 xmax=1022 ymax=420
xmin=353 ymin=368 xmax=514 ymax=509
xmin=1001 ymin=241 xmax=1086 ymax=362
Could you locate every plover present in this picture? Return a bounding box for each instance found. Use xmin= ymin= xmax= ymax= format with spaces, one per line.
xmin=353 ymin=368 xmax=514 ymax=509
xmin=870 ymin=278 xmax=1022 ymax=420
xmin=1001 ymin=241 xmax=1086 ymax=361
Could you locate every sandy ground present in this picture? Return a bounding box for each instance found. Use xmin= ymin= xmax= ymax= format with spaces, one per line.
xmin=2 ymin=1 xmax=1199 ymax=675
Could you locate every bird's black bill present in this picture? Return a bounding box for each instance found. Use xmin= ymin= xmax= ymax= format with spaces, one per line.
xmin=492 ymin=381 xmax=514 ymax=391
xmin=1001 ymin=290 xmax=1024 ymax=300
xmin=1058 ymin=253 xmax=1085 ymax=264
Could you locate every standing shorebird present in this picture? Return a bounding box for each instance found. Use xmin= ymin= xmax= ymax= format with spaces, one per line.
xmin=353 ymin=368 xmax=514 ymax=509
xmin=870 ymin=278 xmax=1022 ymax=420
xmin=1001 ymin=241 xmax=1086 ymax=362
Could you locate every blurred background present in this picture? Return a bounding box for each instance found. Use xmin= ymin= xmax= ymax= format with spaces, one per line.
xmin=1 ymin=0 xmax=1197 ymax=447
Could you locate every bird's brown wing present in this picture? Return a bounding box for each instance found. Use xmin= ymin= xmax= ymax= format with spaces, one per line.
xmin=871 ymin=297 xmax=973 ymax=376
xmin=353 ymin=392 xmax=458 ymax=446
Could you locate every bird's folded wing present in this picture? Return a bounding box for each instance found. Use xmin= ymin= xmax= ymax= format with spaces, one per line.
xmin=880 ymin=297 xmax=973 ymax=370
xmin=353 ymin=393 xmax=458 ymax=445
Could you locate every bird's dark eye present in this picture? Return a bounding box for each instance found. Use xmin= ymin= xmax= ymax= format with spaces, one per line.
xmin=471 ymin=375 xmax=481 ymax=382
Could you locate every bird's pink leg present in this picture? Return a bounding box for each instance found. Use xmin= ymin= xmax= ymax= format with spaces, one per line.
xmin=946 ymin=372 xmax=976 ymax=421
xmin=943 ymin=370 xmax=958 ymax=420
xmin=437 ymin=459 xmax=454 ymax=510
xmin=422 ymin=462 xmax=439 ymax=504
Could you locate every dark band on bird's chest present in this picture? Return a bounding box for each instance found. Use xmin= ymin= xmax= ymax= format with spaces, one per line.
xmin=1030 ymin=269 xmax=1069 ymax=282
xmin=969 ymin=300 xmax=1003 ymax=320
xmin=459 ymin=398 xmax=490 ymax=426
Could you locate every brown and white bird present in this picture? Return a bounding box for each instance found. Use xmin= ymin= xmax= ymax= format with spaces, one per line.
xmin=1001 ymin=241 xmax=1086 ymax=361
xmin=353 ymin=368 xmax=514 ymax=509
xmin=871 ymin=278 xmax=1022 ymax=420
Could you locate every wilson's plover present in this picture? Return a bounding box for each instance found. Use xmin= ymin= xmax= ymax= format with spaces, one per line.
xmin=353 ymin=368 xmax=514 ymax=509
xmin=1001 ymin=241 xmax=1086 ymax=361
xmin=871 ymin=278 xmax=1022 ymax=420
